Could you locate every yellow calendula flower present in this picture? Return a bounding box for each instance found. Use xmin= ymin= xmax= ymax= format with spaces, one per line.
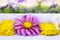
xmin=39 ymin=22 xmax=59 ymax=36
xmin=0 ymin=20 xmax=14 ymax=36
xmin=58 ymin=23 xmax=60 ymax=28
xmin=58 ymin=23 xmax=60 ymax=33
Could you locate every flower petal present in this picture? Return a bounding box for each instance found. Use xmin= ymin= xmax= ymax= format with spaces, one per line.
xmin=32 ymin=17 xmax=38 ymax=24
xmin=14 ymin=26 xmax=23 ymax=29
xmin=25 ymin=15 xmax=29 ymax=21
xmin=32 ymin=26 xmax=39 ymax=35
xmin=33 ymin=22 xmax=39 ymax=26
xmin=14 ymin=28 xmax=20 ymax=35
xmin=29 ymin=29 xmax=36 ymax=35
xmin=20 ymin=28 xmax=26 ymax=36
xmin=25 ymin=29 xmax=32 ymax=36
xmin=15 ymin=18 xmax=23 ymax=24
xmin=21 ymin=15 xmax=27 ymax=22
xmin=32 ymin=17 xmax=39 ymax=26
xmin=29 ymin=15 xmax=33 ymax=22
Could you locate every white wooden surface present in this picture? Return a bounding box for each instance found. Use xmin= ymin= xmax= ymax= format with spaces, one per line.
xmin=0 ymin=14 xmax=60 ymax=40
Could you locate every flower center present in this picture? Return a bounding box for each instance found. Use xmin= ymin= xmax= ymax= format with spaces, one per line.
xmin=24 ymin=21 xmax=32 ymax=28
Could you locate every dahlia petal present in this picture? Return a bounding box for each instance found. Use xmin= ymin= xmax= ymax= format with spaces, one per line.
xmin=21 ymin=17 xmax=26 ymax=22
xmin=20 ymin=28 xmax=26 ymax=36
xmin=25 ymin=29 xmax=32 ymax=36
xmin=17 ymin=29 xmax=20 ymax=35
xmin=15 ymin=29 xmax=17 ymax=34
xmin=29 ymin=29 xmax=37 ymax=35
xmin=32 ymin=17 xmax=38 ymax=24
xmin=29 ymin=15 xmax=33 ymax=22
xmin=14 ymin=24 xmax=23 ymax=26
xmin=22 ymin=15 xmax=26 ymax=20
xmin=23 ymin=15 xmax=31 ymax=21
xmin=15 ymin=18 xmax=23 ymax=24
xmin=32 ymin=17 xmax=39 ymax=26
xmin=33 ymin=22 xmax=39 ymax=26
xmin=20 ymin=18 xmax=26 ymax=23
xmin=14 ymin=22 xmax=23 ymax=26
xmin=29 ymin=16 xmax=39 ymax=26
xmin=16 ymin=28 xmax=23 ymax=35
xmin=25 ymin=15 xmax=30 ymax=21
xmin=14 ymin=26 xmax=23 ymax=29
xmin=32 ymin=26 xmax=39 ymax=35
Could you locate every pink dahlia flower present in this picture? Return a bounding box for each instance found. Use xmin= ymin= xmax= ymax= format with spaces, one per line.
xmin=14 ymin=15 xmax=41 ymax=36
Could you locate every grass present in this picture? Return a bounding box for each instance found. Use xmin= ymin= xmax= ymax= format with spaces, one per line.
xmin=0 ymin=4 xmax=60 ymax=13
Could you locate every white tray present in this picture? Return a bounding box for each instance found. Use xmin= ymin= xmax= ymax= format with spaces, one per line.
xmin=0 ymin=14 xmax=60 ymax=40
